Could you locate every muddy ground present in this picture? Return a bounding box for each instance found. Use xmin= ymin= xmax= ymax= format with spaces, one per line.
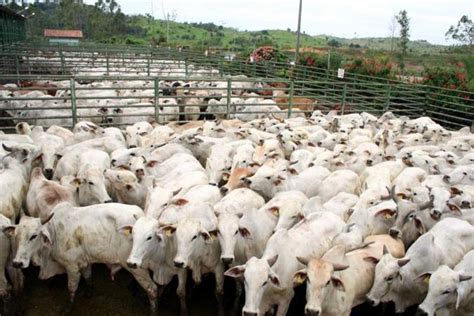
xmin=1 ymin=264 xmax=419 ymax=316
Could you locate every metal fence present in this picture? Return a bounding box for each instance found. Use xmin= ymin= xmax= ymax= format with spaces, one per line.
xmin=0 ymin=44 xmax=472 ymax=131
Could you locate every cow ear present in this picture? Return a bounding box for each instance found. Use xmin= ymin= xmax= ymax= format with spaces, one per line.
xmin=238 ymin=227 xmax=251 ymax=238
xmin=200 ymin=230 xmax=214 ymax=244
xmin=117 ymin=225 xmax=133 ymax=236
xmin=331 ymin=277 xmax=345 ymax=291
xmin=456 ymin=287 xmax=467 ymax=310
xmin=268 ymin=206 xmax=280 ymax=217
xmin=268 ymin=270 xmax=280 ymax=287
xmin=173 ymin=198 xmax=189 ymax=206
xmin=416 ymin=272 xmax=432 ymax=285
xmin=296 ymin=256 xmax=309 ymax=266
xmin=160 ymin=225 xmax=176 ymax=237
xmin=414 ymin=216 xmax=426 ymax=234
xmin=293 ymin=269 xmax=307 ymax=286
xmin=224 ymin=265 xmax=245 ymax=278
xmin=375 ymin=209 xmax=397 ymax=220
xmin=41 ymin=229 xmax=53 ymax=246
xmin=72 ymin=178 xmax=83 ymax=188
xmin=450 ymin=187 xmax=463 ymax=196
xmin=35 ymin=153 xmax=43 ymax=161
xmin=267 ymin=255 xmax=279 ymax=267
xmin=364 ymin=256 xmax=380 ymax=265
xmin=146 ymin=160 xmax=158 ymax=168
xmin=447 ymin=203 xmax=462 ymax=216
xmin=2 ymin=226 xmax=16 ymax=237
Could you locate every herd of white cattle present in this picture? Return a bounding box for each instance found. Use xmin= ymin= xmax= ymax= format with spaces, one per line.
xmin=0 ymin=75 xmax=310 ymax=128
xmin=0 ymin=109 xmax=473 ymax=316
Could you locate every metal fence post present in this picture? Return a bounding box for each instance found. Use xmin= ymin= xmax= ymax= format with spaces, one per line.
xmin=226 ymin=78 xmax=232 ymax=119
xmin=154 ymin=77 xmax=160 ymax=123
xmin=60 ymin=51 xmax=65 ymax=75
xmin=70 ymin=78 xmax=77 ymax=127
xmin=383 ymin=84 xmax=392 ymax=113
xmin=341 ymin=83 xmax=347 ymax=115
xmin=147 ymin=56 xmax=151 ymax=76
xmin=106 ymin=51 xmax=110 ymax=76
xmin=288 ymin=81 xmax=294 ymax=118
xmin=14 ymin=53 xmax=19 ymax=77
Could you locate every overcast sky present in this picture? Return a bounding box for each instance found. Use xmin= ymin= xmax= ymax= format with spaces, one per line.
xmin=86 ymin=0 xmax=474 ymax=45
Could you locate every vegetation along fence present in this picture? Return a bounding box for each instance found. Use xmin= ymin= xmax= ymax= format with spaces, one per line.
xmin=0 ymin=44 xmax=472 ymax=131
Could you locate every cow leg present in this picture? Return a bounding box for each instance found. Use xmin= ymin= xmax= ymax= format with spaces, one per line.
xmin=176 ymin=270 xmax=188 ymax=316
xmin=275 ymin=290 xmax=294 ymax=316
xmin=128 ymin=269 xmax=158 ymax=314
xmin=214 ymin=263 xmax=225 ymax=316
xmin=6 ymin=265 xmax=23 ymax=295
xmin=81 ymin=265 xmax=94 ymax=298
xmin=63 ymin=267 xmax=81 ymax=314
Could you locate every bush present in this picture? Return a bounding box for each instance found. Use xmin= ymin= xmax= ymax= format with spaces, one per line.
xmin=423 ymin=67 xmax=468 ymax=91
xmin=343 ymin=56 xmax=394 ymax=78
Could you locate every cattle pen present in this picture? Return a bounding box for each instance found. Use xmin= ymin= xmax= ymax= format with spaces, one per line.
xmin=0 ymin=43 xmax=472 ymax=132
xmin=0 ymin=43 xmax=474 ymax=316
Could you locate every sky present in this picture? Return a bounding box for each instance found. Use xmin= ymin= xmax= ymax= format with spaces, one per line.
xmin=85 ymin=0 xmax=474 ymax=45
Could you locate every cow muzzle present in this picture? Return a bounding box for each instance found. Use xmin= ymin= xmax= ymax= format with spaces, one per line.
xmin=44 ymin=168 xmax=54 ymax=180
xmin=127 ymin=261 xmax=138 ymax=269
xmin=12 ymin=261 xmax=24 ymax=269
xmin=221 ymin=257 xmax=234 ymax=265
xmin=174 ymin=260 xmax=186 ymax=268
xmin=305 ymin=308 xmax=321 ymax=316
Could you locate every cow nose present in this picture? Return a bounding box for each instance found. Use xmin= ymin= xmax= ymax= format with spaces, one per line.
xmin=305 ymin=308 xmax=320 ymax=316
xmin=107 ymin=118 xmax=113 ymax=123
xmin=443 ymin=175 xmax=450 ymax=183
xmin=366 ymin=296 xmax=377 ymax=306
xmin=389 ymin=228 xmax=401 ymax=239
xmin=127 ymin=262 xmax=137 ymax=269
xmin=317 ymin=142 xmax=322 ymax=146
xmin=104 ymin=200 xmax=113 ymax=204
xmin=243 ymin=312 xmax=257 ymax=316
xmin=366 ymin=159 xmax=373 ymax=166
xmin=220 ymin=186 xmax=229 ymax=195
xmin=174 ymin=261 xmax=185 ymax=268
xmin=111 ymin=159 xmax=117 ymax=166
xmin=430 ymin=209 xmax=442 ymax=220
xmin=221 ymin=257 xmax=234 ymax=265
xmin=129 ymin=145 xmax=137 ymax=149
xmin=461 ymin=201 xmax=471 ymax=209
xmin=244 ymin=178 xmax=251 ymax=185
xmin=44 ymin=168 xmax=54 ymax=179
xmin=12 ymin=261 xmax=23 ymax=269
xmin=416 ymin=307 xmax=428 ymax=316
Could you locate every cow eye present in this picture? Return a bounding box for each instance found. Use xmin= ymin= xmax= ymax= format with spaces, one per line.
xmin=442 ymin=289 xmax=452 ymax=295
xmin=262 ymin=281 xmax=267 ymax=287
xmin=266 ymin=176 xmax=271 ymax=180
xmin=88 ymin=182 xmax=94 ymax=186
xmin=386 ymin=276 xmax=394 ymax=283
xmin=413 ymin=192 xmax=417 ymax=196
xmin=234 ymin=230 xmax=239 ymax=235
xmin=130 ymin=153 xmax=136 ymax=157
xmin=370 ymin=201 xmax=375 ymax=205
xmin=146 ymin=236 xmax=152 ymax=241
xmin=463 ymin=172 xmax=467 ymax=176
xmin=192 ymin=235 xmax=197 ymax=241
xmin=326 ymin=280 xmax=330 ymax=286
xmin=30 ymin=234 xmax=38 ymax=241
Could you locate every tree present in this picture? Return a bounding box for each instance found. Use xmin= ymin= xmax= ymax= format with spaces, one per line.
xmin=388 ymin=14 xmax=398 ymax=53
xmin=396 ymin=10 xmax=410 ymax=73
xmin=446 ymin=15 xmax=474 ymax=48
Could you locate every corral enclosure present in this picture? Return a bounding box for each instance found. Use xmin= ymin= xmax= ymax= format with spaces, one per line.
xmin=0 ymin=43 xmax=472 ymax=131
xmin=0 ymin=43 xmax=473 ymax=316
